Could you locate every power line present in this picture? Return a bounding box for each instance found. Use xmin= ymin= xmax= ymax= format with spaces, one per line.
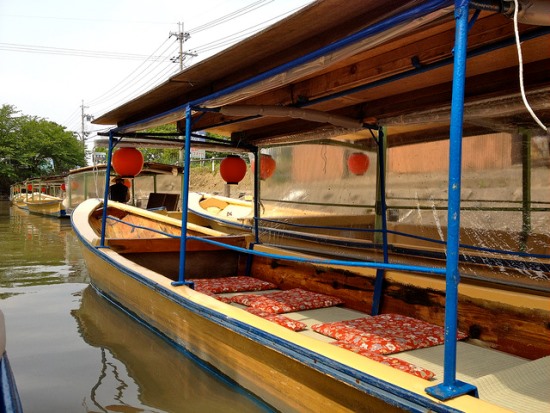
xmin=87 ymin=37 xmax=175 ymax=107
xmin=188 ymin=0 xmax=273 ymax=34
xmin=86 ymin=1 xmax=314 ymax=119
xmin=0 ymin=42 xmax=169 ymax=61
xmin=192 ymin=3 xmax=313 ymax=54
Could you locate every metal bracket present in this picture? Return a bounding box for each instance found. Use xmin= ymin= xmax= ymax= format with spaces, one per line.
xmin=426 ymin=380 xmax=479 ymax=401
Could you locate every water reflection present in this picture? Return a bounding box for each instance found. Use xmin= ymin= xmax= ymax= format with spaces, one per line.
xmin=0 ymin=201 xmax=274 ymax=412
xmin=73 ymin=287 xmax=271 ymax=413
xmin=1 ymin=203 xmax=88 ymax=288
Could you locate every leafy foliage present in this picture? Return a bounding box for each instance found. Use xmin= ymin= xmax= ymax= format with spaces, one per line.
xmin=0 ymin=104 xmax=86 ymax=194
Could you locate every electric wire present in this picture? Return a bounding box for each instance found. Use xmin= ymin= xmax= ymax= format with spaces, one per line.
xmin=187 ymin=0 xmax=273 ymax=34
xmin=87 ymin=37 xmax=174 ymax=106
xmin=84 ymin=1 xmax=314 ymax=122
xmin=87 ymin=2 xmax=277 ymax=116
xmin=88 ymin=39 xmax=174 ymax=106
xmin=192 ymin=3 xmax=312 ymax=54
xmin=0 ymin=42 xmax=166 ymax=61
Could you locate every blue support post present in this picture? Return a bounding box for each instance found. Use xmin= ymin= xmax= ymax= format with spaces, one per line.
xmin=371 ymin=129 xmax=389 ymax=315
xmin=426 ymin=0 xmax=478 ymax=400
xmin=99 ymin=130 xmax=116 ymax=248
xmin=173 ymin=106 xmax=194 ymax=287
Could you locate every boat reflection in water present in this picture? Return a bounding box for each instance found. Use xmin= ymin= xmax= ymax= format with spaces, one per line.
xmin=7 ymin=206 xmax=88 ymax=286
xmin=72 ymin=286 xmax=274 ymax=413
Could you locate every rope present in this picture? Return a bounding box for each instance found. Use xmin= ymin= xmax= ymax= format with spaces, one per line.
xmin=513 ymin=0 xmax=548 ymax=133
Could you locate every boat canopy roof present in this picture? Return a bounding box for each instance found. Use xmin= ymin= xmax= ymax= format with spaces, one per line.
xmin=93 ymin=0 xmax=550 ymax=148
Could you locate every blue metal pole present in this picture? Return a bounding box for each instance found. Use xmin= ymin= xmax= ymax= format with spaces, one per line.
xmin=173 ymin=106 xmax=193 ymax=287
xmin=426 ymin=0 xmax=478 ymax=400
xmin=253 ymin=148 xmax=261 ymax=244
xmin=99 ymin=130 xmax=116 ymax=248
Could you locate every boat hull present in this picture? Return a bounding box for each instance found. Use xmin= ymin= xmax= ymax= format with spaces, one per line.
xmin=72 ymin=199 xmax=519 ymax=412
xmin=25 ymin=194 xmax=66 ymax=218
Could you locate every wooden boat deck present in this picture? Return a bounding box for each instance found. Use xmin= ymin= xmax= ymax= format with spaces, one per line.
xmin=217 ymin=288 xmax=549 ymax=413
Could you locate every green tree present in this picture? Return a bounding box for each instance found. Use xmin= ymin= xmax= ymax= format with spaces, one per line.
xmin=0 ymin=104 xmax=86 ymax=195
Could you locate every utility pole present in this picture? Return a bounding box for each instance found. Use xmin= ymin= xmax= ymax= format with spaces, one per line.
xmin=80 ymin=100 xmax=94 ymax=149
xmin=170 ymin=22 xmax=197 ymax=166
xmin=169 ymin=22 xmax=197 ymax=71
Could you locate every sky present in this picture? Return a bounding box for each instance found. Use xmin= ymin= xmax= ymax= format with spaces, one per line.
xmin=0 ymin=0 xmax=314 ymax=139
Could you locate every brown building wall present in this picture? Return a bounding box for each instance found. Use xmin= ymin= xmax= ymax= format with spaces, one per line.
xmin=292 ymin=145 xmax=346 ymax=182
xmin=388 ymin=133 xmax=513 ymax=173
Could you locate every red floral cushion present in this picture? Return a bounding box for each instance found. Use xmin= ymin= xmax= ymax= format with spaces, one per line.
xmin=246 ymin=308 xmax=307 ymax=331
xmin=230 ymin=288 xmax=344 ymax=314
xmin=192 ymin=276 xmax=276 ymax=294
xmin=333 ymin=341 xmax=435 ymax=380
xmin=312 ymin=314 xmax=467 ymax=355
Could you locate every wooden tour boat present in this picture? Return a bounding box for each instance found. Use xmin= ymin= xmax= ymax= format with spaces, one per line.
xmin=74 ymin=1 xmax=550 ymax=412
xmin=10 ymin=176 xmax=67 ymax=218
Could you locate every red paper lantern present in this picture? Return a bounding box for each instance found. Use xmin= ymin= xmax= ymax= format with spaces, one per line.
xmin=252 ymin=154 xmax=277 ymax=180
xmin=112 ymin=147 xmax=144 ymax=177
xmin=347 ymin=152 xmax=370 ymax=175
xmin=27 ymin=184 xmax=33 ymax=192
xmin=61 ymin=183 xmax=66 ymax=191
xmin=220 ymin=155 xmax=247 ymax=185
xmin=41 ymin=187 xmax=46 ymax=193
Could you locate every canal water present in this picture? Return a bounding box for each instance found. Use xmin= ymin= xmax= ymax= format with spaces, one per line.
xmin=0 ymin=201 xmax=275 ymax=413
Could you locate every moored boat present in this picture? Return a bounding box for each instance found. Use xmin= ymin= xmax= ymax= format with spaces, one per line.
xmin=188 ymin=190 xmax=549 ymax=285
xmin=73 ymin=195 xmax=549 ymax=412
xmin=21 ymin=175 xmax=67 ymax=218
xmin=75 ymin=1 xmax=550 ymax=411
xmin=9 ymin=186 xmax=28 ymax=211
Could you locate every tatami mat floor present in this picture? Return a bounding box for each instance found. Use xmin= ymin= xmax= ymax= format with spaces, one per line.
xmin=219 ymin=289 xmax=549 ymax=412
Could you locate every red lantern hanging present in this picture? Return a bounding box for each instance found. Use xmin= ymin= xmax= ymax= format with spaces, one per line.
xmin=61 ymin=183 xmax=66 ymax=191
xmin=251 ymin=154 xmax=277 ymax=180
xmin=41 ymin=187 xmax=46 ymax=193
xmin=347 ymin=152 xmax=370 ymax=176
xmin=112 ymin=147 xmax=144 ymax=177
xmin=220 ymin=155 xmax=247 ymax=185
xmin=27 ymin=184 xmax=33 ymax=192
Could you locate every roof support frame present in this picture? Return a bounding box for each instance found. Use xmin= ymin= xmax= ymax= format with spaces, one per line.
xmin=111 ymin=0 xmax=454 ymax=135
